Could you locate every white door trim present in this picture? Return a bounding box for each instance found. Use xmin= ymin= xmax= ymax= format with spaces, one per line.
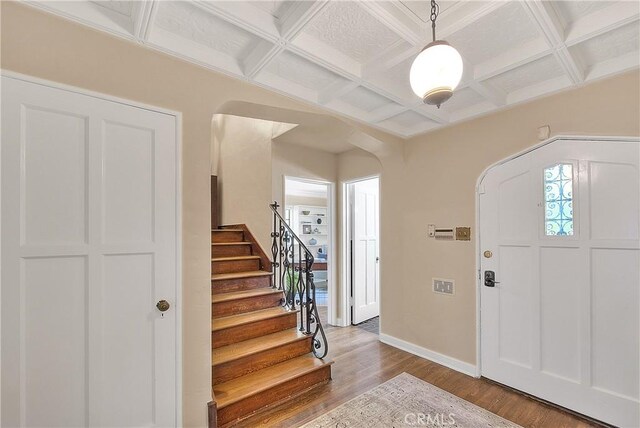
xmin=1 ymin=70 xmax=184 ymax=425
xmin=282 ymin=176 xmax=336 ymax=326
xmin=341 ymin=174 xmax=381 ymax=327
xmin=474 ymin=134 xmax=640 ymax=378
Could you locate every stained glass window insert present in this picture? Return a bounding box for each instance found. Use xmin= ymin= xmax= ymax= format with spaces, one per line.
xmin=544 ymin=163 xmax=574 ymax=236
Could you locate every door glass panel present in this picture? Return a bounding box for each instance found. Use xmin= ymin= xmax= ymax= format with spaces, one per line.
xmin=544 ymin=163 xmax=574 ymax=236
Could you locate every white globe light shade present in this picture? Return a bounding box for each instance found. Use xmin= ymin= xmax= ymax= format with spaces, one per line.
xmin=410 ymin=41 xmax=463 ymax=107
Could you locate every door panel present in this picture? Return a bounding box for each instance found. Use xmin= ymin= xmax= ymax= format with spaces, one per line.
xmin=1 ymin=76 xmax=178 ymax=427
xmin=480 ymin=138 xmax=639 ymax=427
xmin=103 ymin=121 xmax=155 ymax=243
xmin=24 ymin=256 xmax=88 ymax=427
xmin=591 ymin=248 xmax=640 ymax=400
xmin=589 ymin=162 xmax=639 ymax=240
xmin=497 ymin=246 xmax=532 ymax=367
xmin=539 ymin=247 xmax=581 ymax=382
xmin=23 ymin=107 xmax=88 ymax=245
xmin=351 ymin=178 xmax=380 ymax=324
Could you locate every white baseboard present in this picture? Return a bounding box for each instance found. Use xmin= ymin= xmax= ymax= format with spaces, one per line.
xmin=379 ymin=333 xmax=478 ymax=378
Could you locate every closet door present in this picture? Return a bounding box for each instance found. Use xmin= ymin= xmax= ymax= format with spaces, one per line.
xmin=1 ymin=76 xmax=179 ymax=427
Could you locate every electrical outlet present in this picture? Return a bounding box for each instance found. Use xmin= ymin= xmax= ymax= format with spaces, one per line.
xmin=433 ymin=278 xmax=455 ymax=295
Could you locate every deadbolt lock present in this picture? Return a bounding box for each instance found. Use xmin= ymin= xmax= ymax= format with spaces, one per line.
xmin=483 ymin=250 xmax=493 ymax=258
xmin=156 ymin=300 xmax=170 ymax=312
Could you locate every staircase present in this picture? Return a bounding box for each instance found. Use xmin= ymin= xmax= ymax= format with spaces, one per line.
xmin=211 ymin=225 xmax=333 ymax=427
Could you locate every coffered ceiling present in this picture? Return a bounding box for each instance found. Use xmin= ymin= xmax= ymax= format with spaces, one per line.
xmin=26 ymin=0 xmax=640 ymax=138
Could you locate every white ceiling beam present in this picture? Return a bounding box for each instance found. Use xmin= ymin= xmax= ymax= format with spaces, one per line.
xmin=278 ymin=1 xmax=329 ymax=41
xmin=193 ymin=1 xmax=279 ymax=43
xmin=240 ymin=1 xmax=331 ymax=80
xmin=468 ymin=81 xmax=507 ymax=107
xmin=318 ymin=80 xmax=359 ymax=105
xmin=361 ymin=45 xmax=417 ymax=80
xmin=243 ymin=43 xmax=284 ymax=79
xmin=369 ymin=104 xmax=409 ymax=123
xmin=409 ymin=104 xmax=449 ymax=125
xmin=133 ymin=0 xmax=156 ymax=42
xmin=435 ymin=1 xmax=506 ymax=39
xmin=522 ymin=0 xmax=585 ymax=84
xmin=359 ymin=2 xmax=423 ymax=46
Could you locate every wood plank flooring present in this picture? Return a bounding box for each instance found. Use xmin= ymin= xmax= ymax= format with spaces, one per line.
xmin=237 ymin=307 xmax=604 ymax=428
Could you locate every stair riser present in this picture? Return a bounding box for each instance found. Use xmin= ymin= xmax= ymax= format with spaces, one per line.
xmin=213 ymin=314 xmax=298 ymax=348
xmin=213 ymin=293 xmax=283 ymax=319
xmin=212 ymin=275 xmax=272 ymax=294
xmin=212 ymin=244 xmax=252 ymax=257
xmin=212 ymin=258 xmax=261 ymax=274
xmin=217 ymin=365 xmax=331 ymax=427
xmin=213 ymin=337 xmax=312 ymax=385
xmin=211 ymin=230 xmax=244 ymax=243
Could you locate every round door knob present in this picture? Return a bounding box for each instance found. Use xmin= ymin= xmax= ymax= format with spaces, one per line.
xmin=156 ymin=300 xmax=170 ymax=312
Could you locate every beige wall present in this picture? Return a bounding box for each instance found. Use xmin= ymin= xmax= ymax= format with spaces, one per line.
xmin=379 ymin=71 xmax=640 ymax=366
xmin=217 ymin=115 xmax=274 ymax=250
xmin=272 ymin=141 xmax=338 ymax=206
xmin=0 ymin=4 xmax=396 ymax=426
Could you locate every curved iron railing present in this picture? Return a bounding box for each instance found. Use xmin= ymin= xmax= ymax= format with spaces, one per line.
xmin=269 ymin=201 xmax=328 ymax=359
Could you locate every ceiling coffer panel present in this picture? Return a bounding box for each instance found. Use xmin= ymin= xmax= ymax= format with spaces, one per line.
xmin=484 ymin=55 xmax=566 ymax=95
xmin=26 ymin=0 xmax=640 ymax=138
xmin=303 ymin=2 xmax=404 ymax=64
xmin=155 ymin=2 xmax=262 ymax=58
xmin=570 ymin=21 xmax=640 ymax=68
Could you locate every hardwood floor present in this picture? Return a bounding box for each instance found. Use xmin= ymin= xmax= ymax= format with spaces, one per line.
xmin=236 ymin=313 xmax=604 ymax=428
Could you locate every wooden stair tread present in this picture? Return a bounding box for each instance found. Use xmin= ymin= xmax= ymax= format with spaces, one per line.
xmin=212 ymin=242 xmax=252 ymax=246
xmin=212 ymin=271 xmax=271 ymax=281
xmin=212 ymin=255 xmax=260 ymax=262
xmin=212 ymin=288 xmax=282 ymax=304
xmin=212 ymin=329 xmax=308 ymax=366
xmin=212 ymin=228 xmax=243 ymax=232
xmin=214 ymin=355 xmax=332 ymax=409
xmin=213 ymin=307 xmax=298 ymax=331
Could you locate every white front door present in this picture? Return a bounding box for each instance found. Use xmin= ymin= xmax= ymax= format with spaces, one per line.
xmin=479 ymin=137 xmax=639 ymax=427
xmin=351 ymin=178 xmax=380 ymax=324
xmin=1 ymin=76 xmax=179 ymax=427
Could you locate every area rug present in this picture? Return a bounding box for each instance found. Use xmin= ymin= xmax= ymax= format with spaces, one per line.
xmin=300 ymin=372 xmax=522 ymax=428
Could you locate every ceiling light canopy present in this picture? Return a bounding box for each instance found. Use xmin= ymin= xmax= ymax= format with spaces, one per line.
xmin=410 ymin=0 xmax=463 ymax=108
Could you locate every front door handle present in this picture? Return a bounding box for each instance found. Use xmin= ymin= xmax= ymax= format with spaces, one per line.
xmin=484 ymin=271 xmax=500 ymax=287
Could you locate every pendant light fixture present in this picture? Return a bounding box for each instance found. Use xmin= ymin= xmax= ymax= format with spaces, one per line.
xmin=410 ymin=0 xmax=463 ymax=108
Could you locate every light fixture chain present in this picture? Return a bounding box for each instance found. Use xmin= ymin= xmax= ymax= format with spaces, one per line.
xmin=430 ymin=0 xmax=439 ymax=42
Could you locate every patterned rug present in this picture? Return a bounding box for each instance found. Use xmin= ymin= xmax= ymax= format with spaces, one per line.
xmin=300 ymin=373 xmax=521 ymax=428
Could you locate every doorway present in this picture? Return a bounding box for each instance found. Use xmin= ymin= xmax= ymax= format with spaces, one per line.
xmin=344 ymin=177 xmax=380 ymax=327
xmin=284 ymin=177 xmax=334 ymax=326
xmin=478 ymin=136 xmax=639 ymax=427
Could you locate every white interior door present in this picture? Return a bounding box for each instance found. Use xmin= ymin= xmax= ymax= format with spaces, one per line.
xmin=479 ymin=137 xmax=639 ymax=427
xmin=1 ymin=76 xmax=179 ymax=427
xmin=351 ymin=178 xmax=380 ymax=324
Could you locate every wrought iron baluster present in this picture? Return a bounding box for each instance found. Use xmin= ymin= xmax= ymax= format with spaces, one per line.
xmin=296 ymin=242 xmax=303 ymax=332
xmin=278 ymin=220 xmax=284 ymax=292
xmin=305 ymin=252 xmax=312 ymax=335
xmin=270 ymin=204 xmax=279 ymax=289
xmin=269 ymin=201 xmax=328 ymax=359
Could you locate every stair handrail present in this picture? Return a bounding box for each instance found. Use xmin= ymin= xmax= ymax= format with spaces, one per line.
xmin=269 ymin=201 xmax=328 ymax=359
